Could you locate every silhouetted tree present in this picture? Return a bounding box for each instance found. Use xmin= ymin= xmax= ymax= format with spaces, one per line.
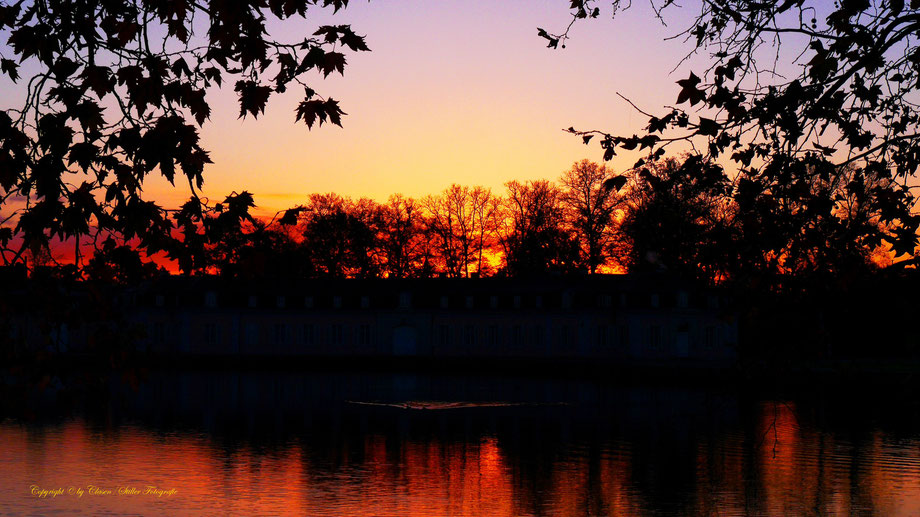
xmin=554 ymin=0 xmax=920 ymax=273
xmin=731 ymin=157 xmax=900 ymax=289
xmin=166 ymin=190 xmax=259 ymax=275
xmin=347 ymin=197 xmax=384 ymax=279
xmin=423 ymin=184 xmax=497 ymax=278
xmin=300 ymin=193 xmax=382 ymax=278
xmin=559 ymin=159 xmax=624 ymax=273
xmin=0 ymin=0 xmax=368 ymax=268
xmin=230 ymin=221 xmax=312 ymax=279
xmin=379 ymin=194 xmax=427 ymax=278
xmin=83 ymin=240 xmax=162 ymax=285
xmin=620 ymin=155 xmax=733 ymax=283
xmin=469 ymin=186 xmax=501 ymax=277
xmin=301 ymin=193 xmax=356 ymax=278
xmin=499 ymin=180 xmax=580 ymax=276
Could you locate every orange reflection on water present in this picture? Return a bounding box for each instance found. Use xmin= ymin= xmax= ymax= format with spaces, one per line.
xmin=5 ymin=422 xmax=309 ymax=516
xmin=859 ymin=430 xmax=920 ymax=516
xmin=738 ymin=401 xmax=920 ymax=517
xmin=547 ymin=447 xmax=640 ymax=516
xmin=758 ymin=401 xmax=805 ymax=516
xmin=4 ymin=406 xmax=920 ymax=516
xmin=693 ymin=434 xmax=746 ymax=516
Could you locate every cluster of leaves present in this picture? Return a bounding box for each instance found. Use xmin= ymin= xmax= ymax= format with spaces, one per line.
xmin=555 ymin=0 xmax=920 ymax=277
xmin=0 ymin=0 xmax=369 ymax=267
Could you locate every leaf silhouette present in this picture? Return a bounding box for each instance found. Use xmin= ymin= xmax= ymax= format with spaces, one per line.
xmin=676 ymin=72 xmax=705 ymax=106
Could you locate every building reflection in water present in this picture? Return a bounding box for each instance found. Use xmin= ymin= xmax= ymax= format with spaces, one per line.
xmin=2 ymin=371 xmax=919 ymax=515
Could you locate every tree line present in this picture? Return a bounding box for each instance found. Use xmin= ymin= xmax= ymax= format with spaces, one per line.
xmin=77 ymin=159 xmax=623 ymax=282
xmin=66 ymin=152 xmax=905 ymax=297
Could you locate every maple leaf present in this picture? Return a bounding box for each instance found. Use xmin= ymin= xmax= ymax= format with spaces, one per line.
xmin=82 ymin=65 xmax=114 ymax=99
xmin=296 ymin=98 xmax=345 ymax=128
xmin=676 ymin=72 xmax=705 ymax=106
xmin=67 ymin=142 xmax=99 ymax=172
xmin=339 ymin=26 xmax=370 ymax=52
xmin=320 ymin=51 xmax=346 ymax=77
xmin=314 ymin=25 xmax=339 ymax=44
xmin=235 ymin=80 xmax=272 ymax=118
xmin=1 ymin=58 xmax=19 ymax=82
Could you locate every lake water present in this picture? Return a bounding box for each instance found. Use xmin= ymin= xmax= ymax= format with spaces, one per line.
xmin=2 ymin=370 xmax=919 ymax=515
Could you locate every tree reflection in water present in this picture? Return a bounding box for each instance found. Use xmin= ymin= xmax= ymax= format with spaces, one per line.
xmin=2 ymin=371 xmax=919 ymax=515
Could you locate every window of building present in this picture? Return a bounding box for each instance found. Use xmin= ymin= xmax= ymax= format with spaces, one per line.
xmin=152 ymin=322 xmax=165 ymax=344
xmin=535 ymin=296 xmax=543 ymax=309
xmin=205 ymin=291 xmax=217 ymax=308
xmin=649 ymin=325 xmax=662 ymax=348
xmin=619 ymin=293 xmax=628 ymax=307
xmin=488 ymin=325 xmax=499 ymax=346
xmin=513 ymin=295 xmax=521 ymax=309
xmin=597 ymin=325 xmax=609 ymax=346
xmin=599 ymin=295 xmax=612 ymax=308
xmin=619 ymin=325 xmax=629 ymax=347
xmin=533 ymin=325 xmax=544 ymax=347
xmin=245 ymin=323 xmax=259 ymax=345
xmin=248 ymin=295 xmax=258 ymax=308
xmin=562 ymin=292 xmax=573 ymax=309
xmin=707 ymin=295 xmax=719 ymax=309
xmin=360 ymin=296 xmax=370 ymax=309
xmin=464 ymin=325 xmax=475 ymax=346
xmin=465 ymin=296 xmax=474 ymax=309
xmin=303 ymin=324 xmax=315 ymax=346
xmin=304 ymin=296 xmax=314 ymax=309
xmin=650 ymin=294 xmax=660 ymax=309
xmin=273 ymin=323 xmax=287 ymax=345
xmin=331 ymin=324 xmax=344 ymax=345
xmin=490 ymin=296 xmax=499 ymax=309
xmin=677 ymin=291 xmax=688 ymax=309
xmin=205 ymin=323 xmax=220 ymax=346
xmin=440 ymin=296 xmax=449 ymax=309
xmin=276 ymin=296 xmax=286 ymax=309
xmin=559 ymin=325 xmax=571 ymax=347
xmin=705 ymin=326 xmax=717 ymax=349
xmin=155 ymin=295 xmax=165 ymax=307
xmin=512 ymin=325 xmax=522 ymax=346
xmin=358 ymin=324 xmax=371 ymax=345
xmin=333 ymin=296 xmax=343 ymax=309
xmin=438 ymin=324 xmax=450 ymax=346
xmin=398 ymin=292 xmax=411 ymax=309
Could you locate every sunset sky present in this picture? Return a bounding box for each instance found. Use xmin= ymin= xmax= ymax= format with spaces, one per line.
xmin=134 ymin=1 xmax=700 ymax=217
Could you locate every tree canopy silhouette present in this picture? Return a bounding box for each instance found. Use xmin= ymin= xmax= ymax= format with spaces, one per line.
xmin=558 ymin=159 xmax=624 ymax=273
xmin=554 ymin=0 xmax=920 ymax=275
xmin=0 ymin=0 xmax=368 ymax=266
xmin=620 ymin=155 xmax=733 ymax=282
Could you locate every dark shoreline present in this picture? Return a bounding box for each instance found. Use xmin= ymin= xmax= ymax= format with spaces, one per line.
xmin=7 ymin=352 xmax=920 ymax=388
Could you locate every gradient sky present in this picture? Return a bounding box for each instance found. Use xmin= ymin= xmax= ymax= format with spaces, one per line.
xmin=138 ymin=1 xmax=703 ymax=217
xmin=0 ymin=1 xmax=709 ymax=218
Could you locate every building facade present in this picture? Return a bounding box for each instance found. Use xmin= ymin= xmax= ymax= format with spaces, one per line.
xmin=135 ymin=275 xmax=738 ymax=362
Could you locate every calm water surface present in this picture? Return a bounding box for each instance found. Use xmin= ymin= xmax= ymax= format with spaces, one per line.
xmin=2 ymin=371 xmax=919 ymax=515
